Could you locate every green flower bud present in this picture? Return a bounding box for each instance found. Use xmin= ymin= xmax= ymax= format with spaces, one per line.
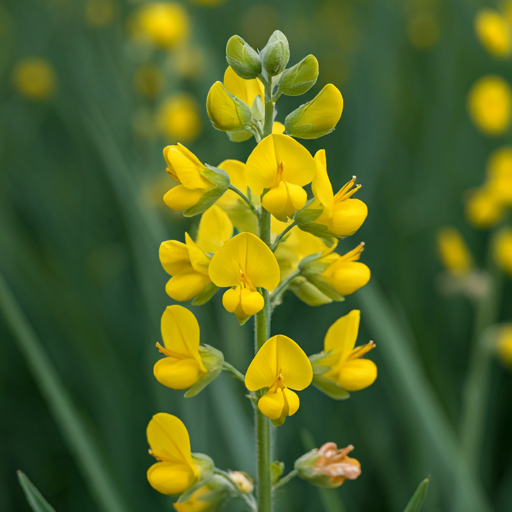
xmin=295 ymin=443 xmax=361 ymax=489
xmin=226 ymin=35 xmax=262 ymax=80
xmin=279 ymin=55 xmax=319 ymax=96
xmin=261 ymin=30 xmax=290 ymax=77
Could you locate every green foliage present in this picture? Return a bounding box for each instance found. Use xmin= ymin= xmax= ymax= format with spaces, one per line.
xmin=403 ymin=479 xmax=430 ymax=512
xmin=17 ymin=472 xmax=57 ymax=512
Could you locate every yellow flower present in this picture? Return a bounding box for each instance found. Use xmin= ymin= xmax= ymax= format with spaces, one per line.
xmin=496 ymin=325 xmax=512 ymax=367
xmin=206 ymin=67 xmax=262 ymax=133
xmin=12 ymin=58 xmax=56 ymax=100
xmin=147 ymin=413 xmax=199 ymax=495
xmin=134 ymin=65 xmax=164 ymax=99
xmin=163 ymin=144 xmax=212 ymax=211
xmin=317 ymin=310 xmax=377 ymax=392
xmin=160 ymin=206 xmax=233 ymax=301
xmin=129 ymin=3 xmax=189 ymax=49
xmin=474 ymin=9 xmax=512 ymax=58
xmin=86 ymin=0 xmax=116 ymax=27
xmin=437 ymin=227 xmax=473 ymax=276
xmin=485 ymin=146 xmax=512 ymax=205
xmin=493 ymin=228 xmax=512 ymax=276
xmin=322 ymin=243 xmax=370 ymax=296
xmin=173 ymin=475 xmax=231 ymax=512
xmin=154 ymin=306 xmax=207 ymax=390
xmin=208 ymin=232 xmax=280 ymax=322
xmin=311 ymin=150 xmax=368 ymax=237
xmin=158 ymin=94 xmax=202 ymax=143
xmin=465 ymin=187 xmax=504 ymax=229
xmin=285 ymin=84 xmax=343 ymax=139
xmin=246 ymin=134 xmax=316 ymax=219
xmin=174 ymin=486 xmax=211 ymax=512
xmin=245 ymin=335 xmax=313 ymax=423
xmin=467 ymin=75 xmax=512 ymax=136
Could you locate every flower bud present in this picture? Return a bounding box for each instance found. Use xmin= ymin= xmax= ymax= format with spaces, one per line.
xmin=206 ymin=81 xmax=252 ymax=132
xmin=261 ymin=30 xmax=290 ymax=77
xmin=226 ymin=35 xmax=262 ymax=80
xmin=295 ymin=443 xmax=361 ymax=489
xmin=228 ymin=471 xmax=254 ymax=493
xmin=174 ymin=474 xmax=232 ymax=512
xmin=279 ymin=55 xmax=319 ymax=96
xmin=285 ymin=84 xmax=343 ymax=139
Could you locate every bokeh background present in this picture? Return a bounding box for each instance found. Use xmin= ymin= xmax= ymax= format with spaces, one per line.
xmin=1 ymin=0 xmax=512 ymax=511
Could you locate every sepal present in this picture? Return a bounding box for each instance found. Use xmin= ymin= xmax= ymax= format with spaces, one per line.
xmin=289 ymin=277 xmax=333 ymax=307
xmin=183 ymin=166 xmax=230 ymax=217
xmin=305 ymin=274 xmax=344 ymax=302
xmin=192 ymin=283 xmax=219 ymax=306
xmin=279 ymin=55 xmax=319 ymax=96
xmin=184 ymin=345 xmax=224 ymax=398
xmin=270 ymin=461 xmax=285 ymax=485
xmin=177 ymin=454 xmax=215 ymax=503
xmin=227 ymin=129 xmax=254 ymax=142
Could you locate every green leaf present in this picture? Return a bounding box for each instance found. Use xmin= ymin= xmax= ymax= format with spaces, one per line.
xmin=185 ymin=345 xmax=224 ymax=398
xmin=312 ymin=375 xmax=350 ymax=400
xmin=17 ymin=472 xmax=57 ymax=512
xmin=177 ymin=454 xmax=215 ymax=503
xmin=403 ymin=478 xmax=430 ymax=512
xmin=192 ymin=283 xmax=219 ymax=306
xmin=270 ymin=461 xmax=285 ymax=485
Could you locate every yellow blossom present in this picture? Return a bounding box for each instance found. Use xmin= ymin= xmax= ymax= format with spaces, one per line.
xmin=163 ymin=144 xmax=212 ymax=211
xmin=158 ymin=94 xmax=202 ymax=142
xmin=437 ymin=227 xmax=473 ymax=276
xmin=317 ymin=310 xmax=377 ymax=392
xmin=496 ymin=325 xmax=512 ymax=367
xmin=160 ymin=206 xmax=233 ymax=301
xmin=465 ymin=187 xmax=505 ymax=229
xmin=134 ymin=65 xmax=164 ymax=99
xmin=322 ymin=243 xmax=371 ymax=296
xmin=174 ymin=486 xmax=210 ymax=512
xmin=12 ymin=58 xmax=56 ymax=100
xmin=467 ymin=75 xmax=512 ymax=136
xmin=154 ymin=306 xmax=207 ymax=390
xmin=208 ymin=232 xmax=280 ymax=322
xmin=474 ymin=9 xmax=512 ymax=58
xmin=246 ymin=134 xmax=316 ymax=219
xmin=493 ymin=228 xmax=512 ymax=276
xmin=174 ymin=475 xmax=231 ymax=512
xmin=245 ymin=335 xmax=313 ymax=423
xmin=147 ymin=413 xmax=199 ymax=495
xmin=311 ymin=150 xmax=368 ymax=237
xmin=285 ymin=84 xmax=343 ymax=139
xmin=129 ymin=3 xmax=189 ymax=49
xmin=485 ymin=146 xmax=512 ymax=205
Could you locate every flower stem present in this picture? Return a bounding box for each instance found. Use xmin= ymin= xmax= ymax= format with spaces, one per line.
xmin=271 ymin=269 xmax=301 ymax=308
xmin=228 ymin=184 xmax=259 ymax=218
xmin=272 ymin=469 xmax=298 ymax=491
xmin=222 ymin=362 xmax=245 ymax=383
xmin=270 ymin=221 xmax=296 ymax=252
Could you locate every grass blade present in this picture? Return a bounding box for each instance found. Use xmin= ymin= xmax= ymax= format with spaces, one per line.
xmin=17 ymin=472 xmax=57 ymax=512
xmin=403 ymin=478 xmax=429 ymax=512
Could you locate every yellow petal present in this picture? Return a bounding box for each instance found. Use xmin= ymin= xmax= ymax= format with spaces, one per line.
xmin=196 ymin=206 xmax=233 ymax=254
xmin=283 ymin=388 xmax=300 ymax=416
xmin=147 ymin=462 xmax=197 ymax=495
xmin=258 ymin=390 xmax=284 ymax=420
xmin=312 ymin=150 xmax=334 ymax=215
xmin=324 ymin=310 xmax=360 ymax=360
xmin=246 ymin=134 xmax=316 ymax=195
xmin=218 ymin=159 xmax=248 ymax=194
xmin=160 ymin=240 xmax=192 ymax=276
xmin=437 ymin=227 xmax=473 ymax=276
xmin=328 ymin=198 xmax=368 ymax=237
xmin=272 ymin=122 xmax=285 ymax=134
xmin=336 ymin=359 xmax=377 ymax=391
xmin=154 ymin=358 xmax=204 ymax=390
xmin=164 ymin=185 xmax=204 ymax=211
xmin=206 ymin=81 xmax=250 ymax=132
xmin=262 ymin=181 xmax=308 ymax=219
xmin=326 ymin=262 xmax=371 ymax=296
xmin=222 ymin=287 xmax=240 ymax=313
xmin=165 ymin=272 xmax=211 ymax=302
xmin=223 ymin=66 xmax=264 ymax=108
xmin=240 ymin=288 xmax=264 ymax=315
xmin=147 ymin=413 xmax=196 ymax=467
xmin=185 ymin=233 xmax=211 ymax=274
xmin=245 ymin=334 xmax=312 ymax=391
xmin=164 ymin=144 xmax=208 ymax=190
xmin=209 ymin=232 xmax=280 ymax=291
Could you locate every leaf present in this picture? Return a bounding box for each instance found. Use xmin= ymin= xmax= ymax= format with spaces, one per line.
xmin=184 ymin=345 xmax=225 ymax=398
xmin=403 ymin=478 xmax=430 ymax=512
xmin=312 ymin=375 xmax=350 ymax=400
xmin=17 ymin=472 xmax=57 ymax=512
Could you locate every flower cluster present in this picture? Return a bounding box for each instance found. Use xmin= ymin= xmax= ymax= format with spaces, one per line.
xmin=145 ymin=31 xmax=378 ymax=511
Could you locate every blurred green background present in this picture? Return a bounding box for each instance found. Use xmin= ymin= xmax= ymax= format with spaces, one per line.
xmin=1 ymin=0 xmax=511 ymax=511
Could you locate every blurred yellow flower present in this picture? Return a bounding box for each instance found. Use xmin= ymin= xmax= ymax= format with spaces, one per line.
xmin=154 ymin=306 xmax=207 ymax=389
xmin=323 ymin=243 xmax=371 ymax=296
xmin=467 ymin=75 xmax=512 ymax=136
xmin=485 ymin=146 xmax=512 ymax=205
xmin=12 ymin=57 xmax=56 ymax=100
xmin=129 ymin=3 xmax=189 ymax=49
xmin=147 ymin=413 xmax=199 ymax=495
xmin=465 ymin=187 xmax=504 ymax=229
xmin=474 ymin=9 xmax=512 ymax=58
xmin=317 ymin=310 xmax=377 ymax=392
xmin=187 ymin=0 xmax=225 ymax=6
xmin=437 ymin=227 xmax=473 ymax=276
xmin=311 ymin=150 xmax=368 ymax=237
xmin=134 ymin=65 xmax=164 ymax=99
xmin=407 ymin=11 xmax=440 ymax=50
xmin=86 ymin=0 xmax=116 ymax=27
xmin=209 ymin=232 xmax=280 ymax=322
xmin=163 ymin=144 xmax=211 ymax=211
xmin=493 ymin=228 xmax=512 ymax=276
xmin=174 ymin=45 xmax=206 ymax=80
xmin=159 ymin=206 xmax=232 ymax=301
xmin=246 ymin=134 xmax=316 ymax=219
xmin=496 ymin=325 xmax=512 ymax=367
xmin=158 ymin=94 xmax=202 ymax=142
xmin=245 ymin=335 xmax=313 ymax=424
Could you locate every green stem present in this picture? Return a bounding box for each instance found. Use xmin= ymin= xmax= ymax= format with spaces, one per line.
xmin=222 ymin=362 xmax=245 ymax=383
xmin=214 ymin=469 xmax=257 ymax=512
xmin=271 ymin=269 xmax=301 ymax=308
xmin=270 ymin=221 xmax=296 ymax=252
xmin=272 ymin=469 xmax=298 ymax=491
xmin=228 ymin=184 xmax=259 ymax=218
